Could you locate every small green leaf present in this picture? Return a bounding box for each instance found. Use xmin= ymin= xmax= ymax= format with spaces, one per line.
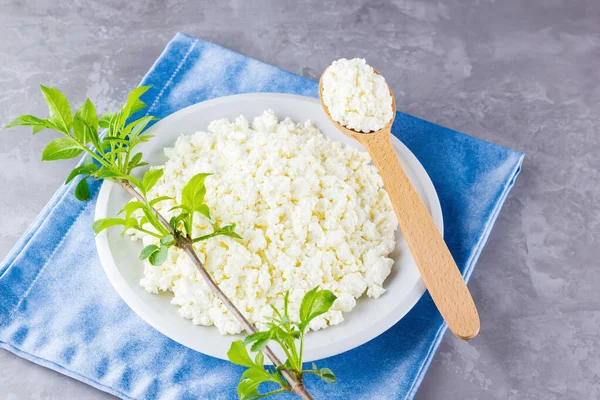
xmin=319 ymin=367 xmax=336 ymax=384
xmin=95 ymin=169 xmax=126 ymax=181
xmin=227 ymin=340 xmax=255 ymax=368
xmin=169 ymin=204 xmax=191 ymax=213
xmin=103 ymin=137 xmax=129 ymax=145
xmin=32 ymin=125 xmax=46 ymax=134
xmin=123 ymin=217 xmax=140 ymax=232
xmin=254 ymin=351 xmax=264 ymax=366
xmin=118 ymin=86 xmax=151 ymax=130
xmin=160 ymin=234 xmax=175 ymax=246
xmin=212 ymin=223 xmax=242 ymax=240
xmin=66 ymin=163 xmax=98 ymax=184
xmin=197 ymin=204 xmax=211 ymax=219
xmin=142 ymin=168 xmax=164 ymax=193
xmin=149 ymin=245 xmax=168 ymax=266
xmin=182 ymin=173 xmax=211 ymax=213
xmin=5 ymin=115 xmax=58 ymax=134
xmin=119 ymin=201 xmax=145 ymax=219
xmin=244 ymin=331 xmax=272 ymax=353
xmin=149 ymin=196 xmax=172 ymax=207
xmin=92 ymin=218 xmax=125 ymax=234
xmin=40 ymin=85 xmax=72 ymax=133
xmin=129 ymin=116 xmax=156 ymax=137
xmin=130 ymin=99 xmax=147 ymax=115
xmin=283 ymin=291 xmax=290 ymax=320
xmin=298 ymin=287 xmax=337 ymax=332
xmin=127 ymin=152 xmax=143 ymax=171
xmin=73 ymin=99 xmax=99 ymax=145
xmin=139 ymin=244 xmax=159 ymax=260
xmin=99 ymin=112 xmax=116 ymax=129
xmin=238 ymin=373 xmax=261 ymax=400
xmin=74 ymin=178 xmax=90 ymax=201
xmin=41 ymin=137 xmax=83 ymax=161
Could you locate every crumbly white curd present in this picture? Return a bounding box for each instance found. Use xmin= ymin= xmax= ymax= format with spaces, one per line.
xmin=322 ymin=58 xmax=393 ymax=133
xmin=133 ymin=110 xmax=398 ymax=335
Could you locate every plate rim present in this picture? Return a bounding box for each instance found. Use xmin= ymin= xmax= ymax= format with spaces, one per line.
xmin=94 ymin=92 xmax=443 ymax=362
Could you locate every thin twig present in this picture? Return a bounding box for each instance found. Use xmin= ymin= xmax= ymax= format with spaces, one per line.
xmin=120 ymin=181 xmax=314 ymax=400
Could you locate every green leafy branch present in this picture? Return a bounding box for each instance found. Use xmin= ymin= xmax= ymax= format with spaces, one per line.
xmin=7 ymin=85 xmax=154 ymax=201
xmin=5 ymin=85 xmax=331 ymax=400
xmin=228 ymin=287 xmax=337 ymax=399
xmin=7 ymin=85 xmax=239 ymax=265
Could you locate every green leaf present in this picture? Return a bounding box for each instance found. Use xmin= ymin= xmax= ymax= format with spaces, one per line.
xmin=283 ymin=291 xmax=290 ymax=320
xmin=170 ymin=213 xmax=189 ymax=231
xmin=238 ymin=368 xmax=266 ymax=400
xmin=254 ymin=351 xmax=264 ymax=366
xmin=5 ymin=115 xmax=58 ymax=134
xmin=99 ymin=112 xmax=116 ymax=129
xmin=149 ymin=245 xmax=168 ymax=266
xmin=181 ymin=173 xmax=211 ymax=213
xmin=103 ymin=137 xmax=129 ymax=145
xmin=74 ymin=178 xmax=90 ymax=201
xmin=95 ymin=169 xmax=126 ymax=181
xmin=92 ymin=218 xmax=125 ymax=234
xmin=169 ymin=204 xmax=191 ymax=213
xmin=237 ymin=366 xmax=282 ymax=400
xmin=139 ymin=244 xmax=159 ymax=260
xmin=197 ymin=204 xmax=211 ymax=219
xmin=244 ymin=331 xmax=272 ymax=353
xmin=128 ymin=116 xmax=156 ymax=137
xmin=118 ymin=86 xmax=151 ymax=130
xmin=127 ymin=152 xmax=143 ymax=171
xmin=41 ymin=137 xmax=83 ymax=161
xmin=122 ymin=115 xmax=155 ymax=139
xmin=130 ymin=99 xmax=147 ymax=115
xmin=40 ymin=85 xmax=72 ymax=133
xmin=73 ymin=99 xmax=99 ymax=145
xmin=212 ymin=223 xmax=242 ymax=240
xmin=123 ymin=217 xmax=140 ymax=232
xmin=149 ymin=196 xmax=172 ymax=207
xmin=227 ymin=340 xmax=255 ymax=368
xmin=108 ymin=110 xmax=120 ymax=137
xmin=298 ymin=287 xmax=337 ymax=332
xmin=119 ymin=201 xmax=144 ymax=219
xmin=66 ymin=163 xmax=98 ymax=184
xmin=160 ymin=234 xmax=175 ymax=246
xmin=142 ymin=168 xmax=164 ymax=193
xmin=319 ymin=367 xmax=336 ymax=384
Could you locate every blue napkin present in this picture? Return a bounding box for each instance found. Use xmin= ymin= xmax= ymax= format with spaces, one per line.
xmin=0 ymin=33 xmax=523 ymax=400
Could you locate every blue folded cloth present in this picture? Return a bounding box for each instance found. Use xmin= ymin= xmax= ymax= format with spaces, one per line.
xmin=0 ymin=32 xmax=523 ymax=400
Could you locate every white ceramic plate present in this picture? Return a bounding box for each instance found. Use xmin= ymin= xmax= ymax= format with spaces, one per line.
xmin=95 ymin=93 xmax=443 ymax=362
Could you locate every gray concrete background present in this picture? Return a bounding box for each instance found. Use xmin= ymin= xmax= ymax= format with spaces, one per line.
xmin=1 ymin=0 xmax=599 ymax=399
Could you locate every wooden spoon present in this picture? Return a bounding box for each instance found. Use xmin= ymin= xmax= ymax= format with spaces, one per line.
xmin=319 ymin=70 xmax=480 ymax=340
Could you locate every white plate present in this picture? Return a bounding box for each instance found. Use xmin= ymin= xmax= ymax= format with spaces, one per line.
xmin=94 ymin=93 xmax=442 ymax=362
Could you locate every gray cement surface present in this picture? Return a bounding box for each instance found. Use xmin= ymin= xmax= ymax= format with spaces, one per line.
xmin=1 ymin=0 xmax=599 ymax=399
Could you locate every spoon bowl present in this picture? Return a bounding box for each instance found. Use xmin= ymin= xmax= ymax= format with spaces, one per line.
xmin=319 ymin=68 xmax=396 ymax=140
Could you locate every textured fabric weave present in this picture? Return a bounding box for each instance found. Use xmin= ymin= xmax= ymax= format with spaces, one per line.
xmin=0 ymin=33 xmax=523 ymax=399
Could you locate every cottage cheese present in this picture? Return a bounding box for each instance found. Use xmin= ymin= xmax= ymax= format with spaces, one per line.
xmin=134 ymin=111 xmax=398 ymax=335
xmin=322 ymin=58 xmax=393 ymax=133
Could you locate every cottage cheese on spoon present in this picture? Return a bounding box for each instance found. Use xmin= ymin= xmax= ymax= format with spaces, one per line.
xmin=322 ymin=58 xmax=393 ymax=133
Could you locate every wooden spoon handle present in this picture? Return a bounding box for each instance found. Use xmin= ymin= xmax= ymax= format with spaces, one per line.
xmin=361 ymin=133 xmax=480 ymax=340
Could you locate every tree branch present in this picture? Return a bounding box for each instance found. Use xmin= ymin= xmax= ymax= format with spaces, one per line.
xmin=120 ymin=181 xmax=313 ymax=400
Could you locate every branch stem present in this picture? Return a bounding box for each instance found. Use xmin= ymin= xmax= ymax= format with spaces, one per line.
xmin=119 ymin=181 xmax=313 ymax=400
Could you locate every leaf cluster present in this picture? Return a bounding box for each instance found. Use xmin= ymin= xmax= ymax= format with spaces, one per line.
xmin=6 ymin=86 xmax=241 ymax=264
xmin=6 ymin=85 xmax=155 ymax=200
xmin=228 ymin=287 xmax=338 ymax=399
